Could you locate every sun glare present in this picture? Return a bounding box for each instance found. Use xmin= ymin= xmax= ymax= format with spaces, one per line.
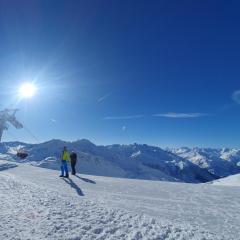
xmin=19 ymin=82 xmax=37 ymax=98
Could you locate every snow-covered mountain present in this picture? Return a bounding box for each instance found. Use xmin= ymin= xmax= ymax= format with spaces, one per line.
xmin=104 ymin=143 xmax=217 ymax=183
xmin=0 ymin=139 xmax=218 ymax=183
xmin=170 ymin=147 xmax=240 ymax=178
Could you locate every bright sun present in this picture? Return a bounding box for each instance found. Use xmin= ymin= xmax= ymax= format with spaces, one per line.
xmin=19 ymin=82 xmax=37 ymax=98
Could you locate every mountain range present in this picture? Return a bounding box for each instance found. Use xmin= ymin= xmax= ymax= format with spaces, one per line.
xmin=0 ymin=139 xmax=240 ymax=183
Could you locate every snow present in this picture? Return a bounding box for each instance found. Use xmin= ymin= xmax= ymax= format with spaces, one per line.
xmin=131 ymin=150 xmax=141 ymax=158
xmin=0 ymin=159 xmax=240 ymax=239
xmin=170 ymin=147 xmax=240 ymax=177
xmin=211 ymin=173 xmax=240 ymax=187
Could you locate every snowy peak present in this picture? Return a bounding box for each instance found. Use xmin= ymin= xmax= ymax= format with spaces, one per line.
xmin=170 ymin=147 xmax=240 ymax=178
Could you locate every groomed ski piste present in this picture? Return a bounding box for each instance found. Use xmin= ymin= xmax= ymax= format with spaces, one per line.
xmin=0 ymin=159 xmax=239 ymax=240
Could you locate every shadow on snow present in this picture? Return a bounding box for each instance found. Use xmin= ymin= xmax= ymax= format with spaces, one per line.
xmin=74 ymin=174 xmax=96 ymax=184
xmin=62 ymin=178 xmax=84 ymax=196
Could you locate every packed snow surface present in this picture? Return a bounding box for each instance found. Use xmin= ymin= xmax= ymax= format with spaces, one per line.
xmin=0 ymin=160 xmax=239 ymax=239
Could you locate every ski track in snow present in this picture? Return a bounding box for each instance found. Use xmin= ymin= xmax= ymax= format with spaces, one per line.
xmin=0 ymin=160 xmax=239 ymax=240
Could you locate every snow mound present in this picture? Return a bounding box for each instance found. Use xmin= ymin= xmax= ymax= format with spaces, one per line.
xmin=211 ymin=173 xmax=240 ymax=187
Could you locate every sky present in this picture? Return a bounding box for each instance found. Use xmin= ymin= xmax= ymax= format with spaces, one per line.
xmin=0 ymin=0 xmax=240 ymax=147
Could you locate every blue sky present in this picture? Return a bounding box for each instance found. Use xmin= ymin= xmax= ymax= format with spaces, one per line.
xmin=1 ymin=0 xmax=240 ymax=147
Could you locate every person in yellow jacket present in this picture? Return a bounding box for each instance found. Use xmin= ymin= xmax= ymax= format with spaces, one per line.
xmin=59 ymin=146 xmax=70 ymax=178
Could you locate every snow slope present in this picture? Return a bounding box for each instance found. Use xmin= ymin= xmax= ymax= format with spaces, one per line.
xmin=0 ymin=159 xmax=239 ymax=239
xmin=211 ymin=173 xmax=240 ymax=187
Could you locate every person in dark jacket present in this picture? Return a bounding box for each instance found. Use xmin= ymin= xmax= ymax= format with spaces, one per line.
xmin=70 ymin=151 xmax=77 ymax=175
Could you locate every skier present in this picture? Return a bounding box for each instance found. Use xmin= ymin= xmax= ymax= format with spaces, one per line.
xmin=59 ymin=146 xmax=70 ymax=178
xmin=70 ymin=151 xmax=77 ymax=175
